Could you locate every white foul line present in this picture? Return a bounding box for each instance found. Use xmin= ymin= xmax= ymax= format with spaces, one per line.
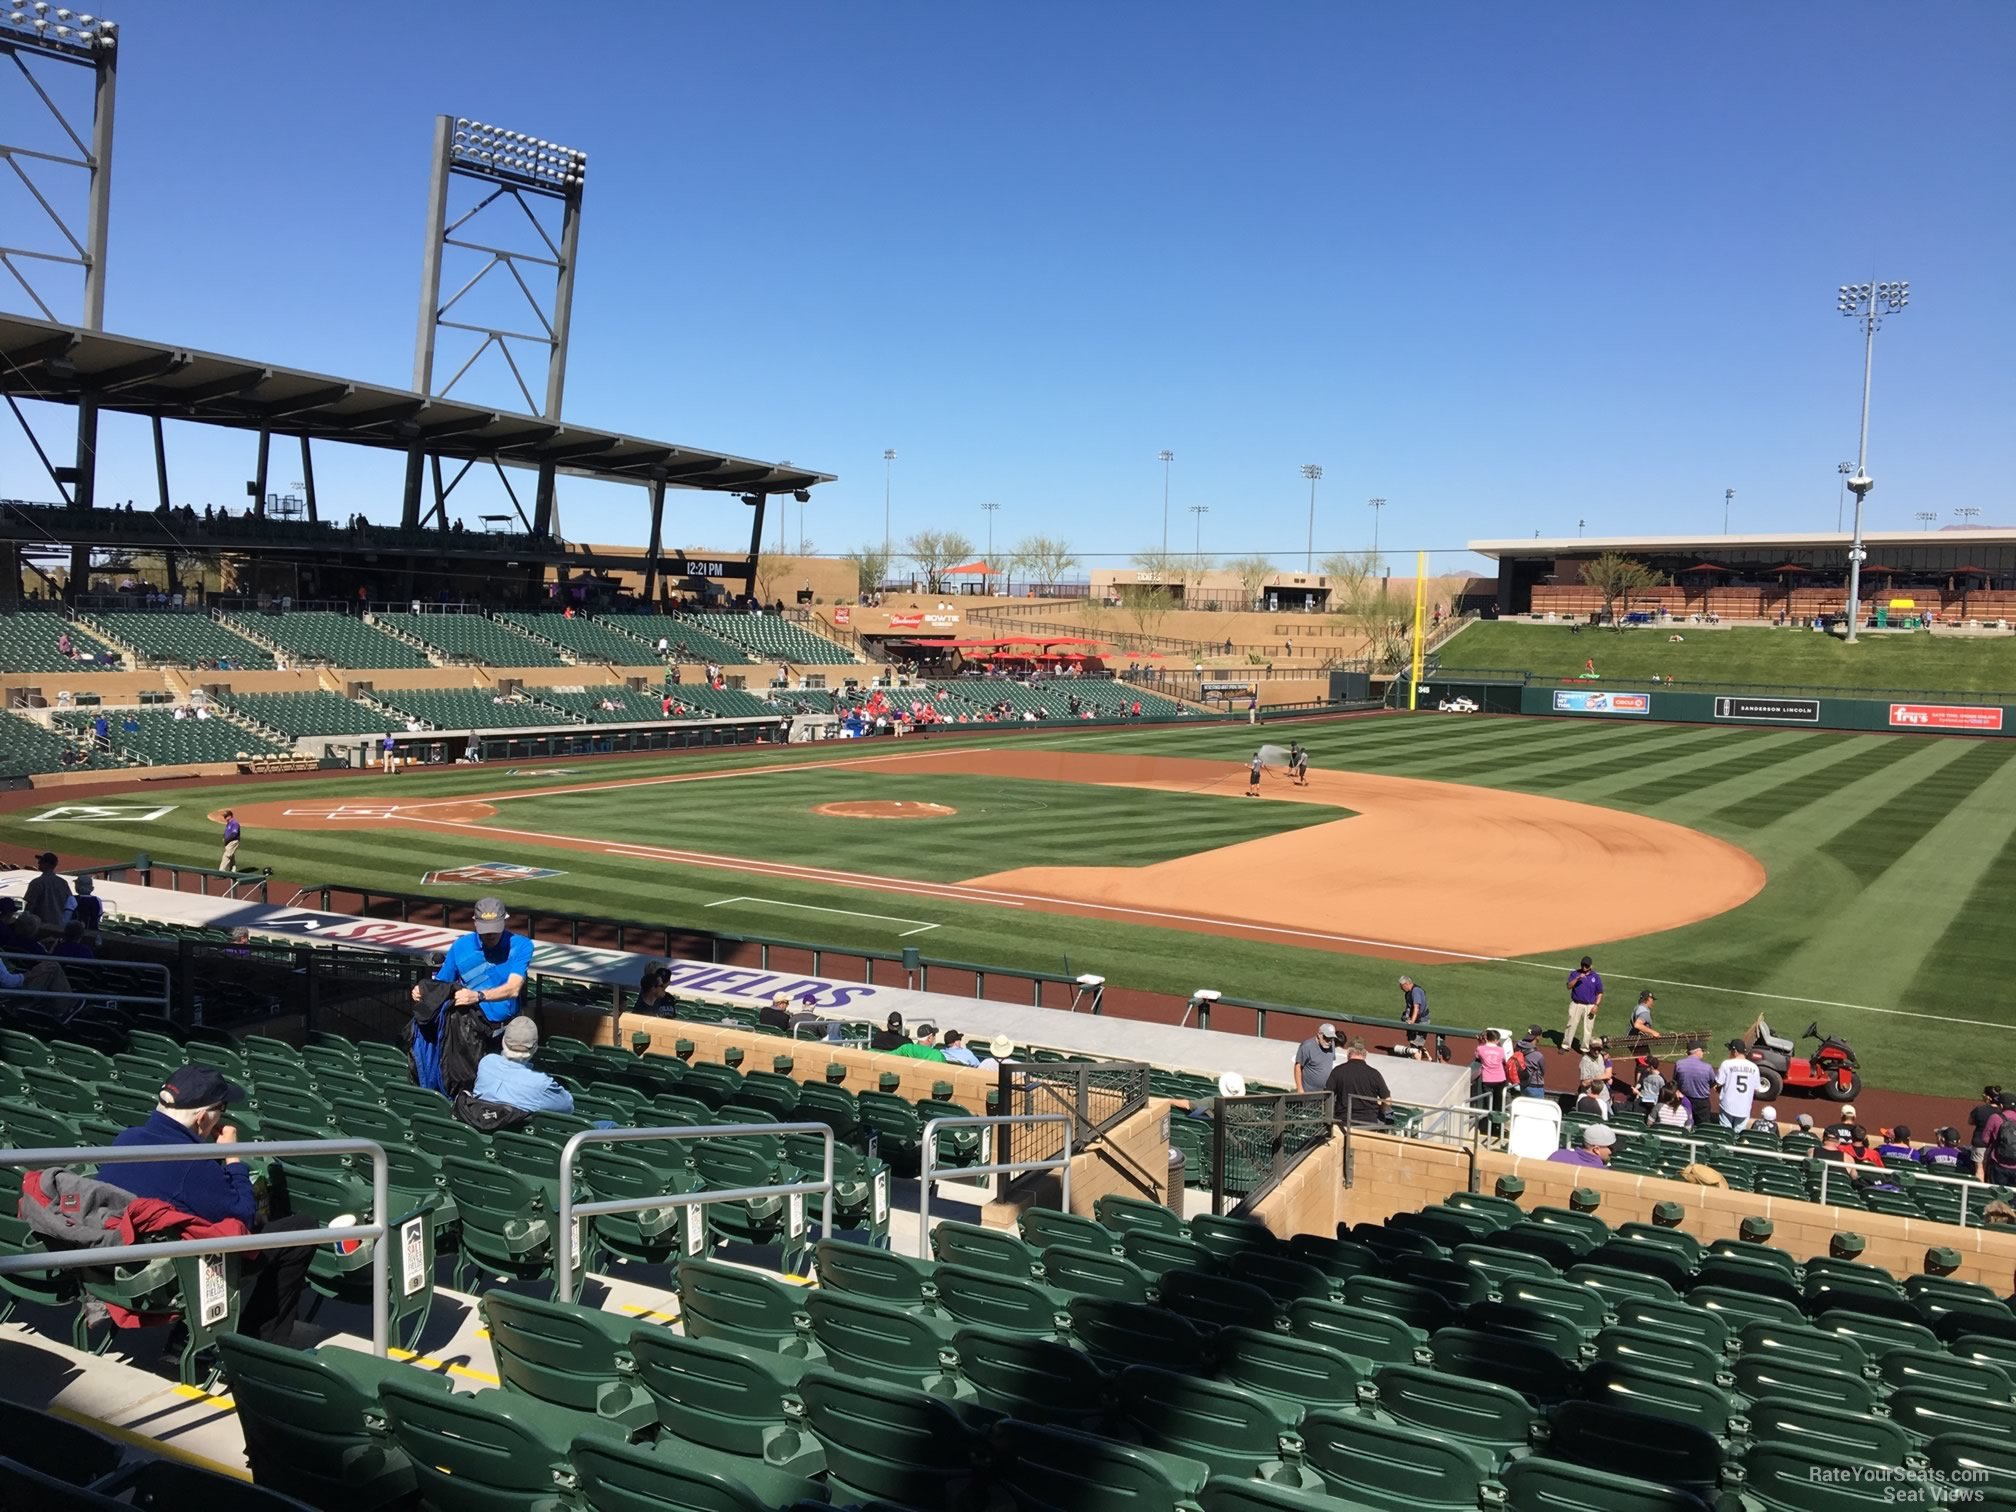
xmin=704 ymin=895 xmax=940 ymax=937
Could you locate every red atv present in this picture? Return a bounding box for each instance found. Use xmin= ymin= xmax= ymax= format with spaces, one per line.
xmin=1746 ymin=1017 xmax=1861 ymax=1103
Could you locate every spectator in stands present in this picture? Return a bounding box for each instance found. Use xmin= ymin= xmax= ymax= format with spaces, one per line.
xmin=112 ymin=1065 xmax=317 ymax=1343
xmin=473 ymin=1017 xmax=575 ymax=1115
xmin=1653 ymin=1085 xmax=1694 ymax=1128
xmin=91 ymin=711 xmax=109 ymax=748
xmin=1969 ymin=1086 xmax=2003 ymax=1161
xmin=870 ymin=1012 xmax=908 ymax=1052
xmin=1515 ymin=1030 xmax=1547 ymax=1097
xmin=1918 ymin=1127 xmax=1975 ymax=1180
xmin=633 ymin=966 xmax=675 ymax=1018
xmin=0 ymin=930 xmax=67 ymax=998
xmin=1177 ymin=1071 xmax=1247 ymax=1120
xmin=1982 ymin=1095 xmax=2016 ymax=1188
xmin=1549 ymin=1124 xmax=1616 ymax=1168
xmin=1672 ymin=1041 xmax=1714 ymax=1126
xmin=1713 ymin=1038 xmax=1761 ymax=1132
xmin=23 ymin=851 xmax=71 ymax=932
xmin=1577 ymin=1040 xmax=1611 ymax=1091
xmin=1574 ymin=1079 xmax=1611 ymax=1120
xmin=51 ymin=921 xmax=94 ymax=961
xmin=977 ymin=1034 xmax=1016 ymax=1073
xmin=940 ymin=1030 xmax=981 ymax=1067
xmin=1634 ymin=1057 xmax=1665 ymax=1115
xmin=416 ymin=897 xmax=532 ymax=1041
xmin=893 ymin=1024 xmax=948 ymax=1061
xmin=758 ymin=993 xmax=796 ymax=1032
xmin=1876 ymin=1125 xmax=1917 ymax=1164
xmin=1293 ymin=1023 xmax=1337 ymax=1093
xmin=1473 ymin=1030 xmax=1509 ymax=1112
xmin=1325 ymin=1037 xmax=1392 ymax=1125
xmin=65 ymin=876 xmax=103 ymax=936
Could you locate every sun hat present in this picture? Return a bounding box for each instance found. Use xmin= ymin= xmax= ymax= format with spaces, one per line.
xmin=1217 ymin=1071 xmax=1248 ymax=1098
xmin=989 ymin=1034 xmax=1016 ymax=1059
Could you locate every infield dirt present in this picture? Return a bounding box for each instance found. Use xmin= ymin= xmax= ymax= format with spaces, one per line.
xmin=219 ymin=743 xmax=1765 ymax=960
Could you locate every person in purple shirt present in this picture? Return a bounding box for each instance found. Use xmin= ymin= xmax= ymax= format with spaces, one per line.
xmin=1549 ymin=1124 xmax=1616 ymax=1167
xmin=1672 ymin=1041 xmax=1715 ymax=1126
xmin=219 ymin=809 xmax=242 ymax=872
xmin=1563 ymin=956 xmax=1603 ymax=1052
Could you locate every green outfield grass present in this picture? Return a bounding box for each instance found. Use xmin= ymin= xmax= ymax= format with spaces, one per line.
xmin=7 ymin=714 xmax=2014 ymax=1098
xmin=1438 ymin=619 xmax=2016 ymax=695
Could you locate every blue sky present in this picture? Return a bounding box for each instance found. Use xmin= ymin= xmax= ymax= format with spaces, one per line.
xmin=3 ymin=2 xmax=2010 ymax=573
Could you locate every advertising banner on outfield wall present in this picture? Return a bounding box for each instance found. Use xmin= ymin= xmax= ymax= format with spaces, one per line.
xmin=1712 ymin=695 xmax=1822 ymax=724
xmin=1889 ymin=704 xmax=2006 ymax=732
xmin=1551 ymin=688 xmax=1652 ymax=716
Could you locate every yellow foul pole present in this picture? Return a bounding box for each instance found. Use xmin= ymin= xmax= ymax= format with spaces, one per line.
xmin=1408 ymin=550 xmax=1428 ymax=709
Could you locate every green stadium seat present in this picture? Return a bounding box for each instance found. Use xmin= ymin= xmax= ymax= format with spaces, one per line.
xmin=440 ymin=1153 xmax=584 ymax=1292
xmin=1069 ymin=1297 xmax=1212 ymax=1373
xmin=1731 ymin=1352 xmax=1878 ymax=1413
xmin=1189 ymin=1213 xmax=1280 ymax=1261
xmin=990 ymin=1418 xmax=1210 ymax=1512
xmin=1813 ymin=1307 xmax=1941 ymax=1359
xmin=1020 ymin=1207 xmax=1118 ymax=1256
xmin=1743 ymin=1442 xmax=1942 ymax=1511
xmin=378 ymin=1373 xmax=622 ymax=1512
xmin=1094 ymin=1194 xmax=1185 ymax=1238
xmin=1615 ymin=1294 xmax=1729 ymax=1353
xmin=931 ymin=1219 xmax=1040 ymax=1281
xmin=1370 ymin=1363 xmax=1536 ymax=1471
xmin=1038 ymin=1243 xmax=1153 ymax=1303
xmin=1745 ymin=1393 xmax=1911 ymax=1466
xmin=1888 ymin=1384 xmax=2016 ymax=1444
xmin=0 ymin=1212 xmax=82 ymax=1331
xmin=215 ymin=1334 xmax=448 ymax=1507
xmin=127 ymin=1459 xmax=319 ymax=1511
xmin=1298 ymin=1409 xmax=1489 ymax=1512
xmin=224 ymin=611 xmax=427 ymax=668
xmin=1546 ymin=1401 xmax=1724 ymax=1502
xmin=1592 ymin=1325 xmax=1722 ymax=1386
xmin=932 ymin=1262 xmax=1065 ymax=1335
xmin=578 ymin=1146 xmax=699 ymax=1268
xmin=1688 ymin=1283 xmax=1805 ymax=1331
xmin=1877 ymin=1346 xmax=2013 ymax=1400
xmin=1112 ymin=1364 xmax=1306 ymax=1481
xmin=1162 ymin=1268 xmax=1279 ymax=1333
xmin=1566 ymin=1260 xmax=1679 ymax=1308
xmin=804 ymin=1289 xmax=964 ymax=1394
xmin=1499 ymin=1457 xmax=1710 ymax=1512
xmin=0 ymin=1397 xmax=123 ymax=1491
xmin=1455 ymin=1240 xmax=1557 ymax=1289
xmin=954 ymin=1325 xmax=1111 ymax=1432
xmin=478 ymin=1290 xmax=655 ymax=1435
xmin=1215 ymin=1326 xmax=1359 ymax=1414
xmin=675 ymin=1260 xmax=821 ymax=1359
xmin=1226 ymin=1250 xmax=1341 ymax=1305
xmin=270 ymin=1156 xmax=438 ymax=1351
xmin=1284 ymin=1232 xmax=1377 ymax=1283
xmin=796 ymin=1368 xmax=981 ymax=1510
xmin=1427 ymin=1326 xmax=1572 ymax=1406
xmin=1121 ymin=1229 xmax=1218 ymax=1280
xmin=1578 ymin=1360 xmax=1729 ymax=1437
xmin=1289 ymin=1297 xmax=1427 ymax=1374
xmin=812 ymin=1237 xmax=936 ymax=1304
xmin=1343 ymin=1275 xmax=1460 ymax=1336
xmin=626 ymin=1326 xmax=824 ymax=1476
xmin=1924 ymin=1434 xmax=2016 ymax=1510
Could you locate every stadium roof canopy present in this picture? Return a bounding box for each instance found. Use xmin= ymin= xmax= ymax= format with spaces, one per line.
xmin=1470 ymin=528 xmax=2016 ymax=560
xmin=0 ymin=313 xmax=833 ymax=495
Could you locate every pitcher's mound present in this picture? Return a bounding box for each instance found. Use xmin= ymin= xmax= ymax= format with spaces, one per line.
xmin=814 ymin=800 xmax=957 ymax=820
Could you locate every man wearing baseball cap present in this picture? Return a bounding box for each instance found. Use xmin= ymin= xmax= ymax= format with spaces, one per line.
xmin=1294 ymin=1023 xmax=1338 ymax=1092
xmin=1550 ymin=1123 xmax=1616 ymax=1167
xmin=473 ymin=1017 xmax=575 ymax=1115
xmin=112 ymin=1064 xmax=317 ymax=1342
xmin=415 ymin=896 xmax=534 ymax=1031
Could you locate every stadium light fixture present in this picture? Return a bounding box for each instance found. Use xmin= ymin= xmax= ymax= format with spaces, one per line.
xmin=450 ymin=117 xmax=587 ymax=192
xmin=1300 ymin=463 xmax=1322 ymax=570
xmin=1955 ymin=506 xmax=1981 ymax=526
xmin=1367 ymin=497 xmax=1387 ymax=567
xmin=0 ymin=5 xmax=117 ymax=50
xmin=882 ymin=448 xmax=896 ymax=566
xmin=1836 ymin=461 xmax=1854 ymax=532
xmin=1837 ymin=279 xmax=1910 ymax=644
xmin=980 ymin=500 xmax=1000 ymax=561
xmin=1158 ymin=450 xmax=1175 ymax=555
xmin=1189 ymin=503 xmax=1209 ymax=558
xmin=1724 ymin=488 xmax=1735 ymax=535
xmin=1914 ymin=512 xmax=1938 ymax=529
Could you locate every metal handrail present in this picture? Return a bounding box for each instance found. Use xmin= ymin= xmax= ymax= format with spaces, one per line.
xmin=554 ymin=1121 xmax=835 ymax=1305
xmin=1188 ymin=989 xmax=1485 ymax=1044
xmin=1597 ymin=1121 xmax=1998 ymax=1227
xmin=916 ymin=1113 xmax=1072 ymax=1257
xmin=1337 ymin=1095 xmax=1489 ymax=1196
xmin=1208 ymin=1091 xmax=1336 ymax=1215
xmin=0 ymin=1137 xmax=392 ymax=1355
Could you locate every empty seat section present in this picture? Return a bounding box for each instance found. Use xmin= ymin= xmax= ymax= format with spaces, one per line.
xmin=373 ymin=611 xmax=565 ymax=665
xmin=497 ymin=612 xmax=660 ymax=664
xmin=81 ymin=609 xmax=275 ymax=667
xmin=222 ymin=610 xmax=429 ymax=667
xmin=225 ymin=690 xmax=387 ymax=738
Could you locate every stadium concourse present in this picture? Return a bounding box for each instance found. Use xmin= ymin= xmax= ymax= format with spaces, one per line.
xmin=3 ymin=871 xmax=2016 ymax=1510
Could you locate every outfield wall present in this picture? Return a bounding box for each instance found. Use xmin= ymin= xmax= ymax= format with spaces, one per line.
xmin=1413 ymin=676 xmax=2012 ymax=737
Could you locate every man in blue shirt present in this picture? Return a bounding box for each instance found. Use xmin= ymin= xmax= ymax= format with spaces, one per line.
xmin=112 ymin=1064 xmax=316 ymax=1341
xmin=419 ymin=896 xmax=534 ymax=1033
xmin=472 ymin=1017 xmax=575 ymax=1114
xmin=1671 ymin=1041 xmax=1715 ymax=1126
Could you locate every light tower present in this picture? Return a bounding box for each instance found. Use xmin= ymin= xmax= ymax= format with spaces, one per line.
xmin=1189 ymin=504 xmax=1209 ymax=557
xmin=1914 ymin=512 xmax=1938 ymax=529
xmin=1837 ymin=462 xmax=1855 ymax=532
xmin=411 ymin=115 xmax=588 ymax=539
xmin=1300 ymin=464 xmax=1322 ymax=570
xmin=1158 ymin=450 xmax=1175 ymax=554
xmin=882 ymin=449 xmax=896 ymax=566
xmin=980 ymin=501 xmax=1000 ymax=561
xmin=1837 ymin=280 xmax=1910 ymax=644
xmin=1367 ymin=497 xmax=1387 ymax=568
xmin=1724 ymin=488 xmax=1735 ymax=534
xmin=1956 ymin=507 xmax=1981 ymax=526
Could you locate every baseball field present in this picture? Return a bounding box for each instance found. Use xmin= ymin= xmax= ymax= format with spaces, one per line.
xmin=7 ymin=710 xmax=2015 ymax=1098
